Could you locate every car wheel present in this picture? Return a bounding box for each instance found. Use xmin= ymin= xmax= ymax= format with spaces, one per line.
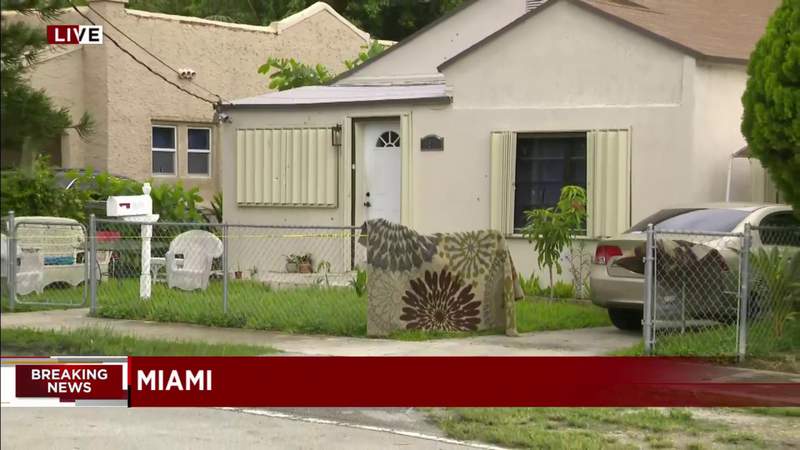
xmin=608 ymin=308 xmax=642 ymax=331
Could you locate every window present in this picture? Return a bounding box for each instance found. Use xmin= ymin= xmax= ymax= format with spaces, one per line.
xmin=376 ymin=131 xmax=400 ymax=148
xmin=187 ymin=127 xmax=211 ymax=175
xmin=152 ymin=126 xmax=176 ymax=175
xmin=759 ymin=212 xmax=800 ymax=247
xmin=490 ymin=129 xmax=630 ymax=238
xmin=628 ymin=208 xmax=750 ymax=233
xmin=513 ymin=133 xmax=587 ymax=231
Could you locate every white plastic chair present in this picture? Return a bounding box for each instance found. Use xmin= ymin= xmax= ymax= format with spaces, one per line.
xmin=1 ymin=234 xmax=45 ymax=295
xmin=165 ymin=230 xmax=223 ymax=291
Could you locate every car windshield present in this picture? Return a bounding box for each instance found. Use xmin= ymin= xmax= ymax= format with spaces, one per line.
xmin=628 ymin=208 xmax=750 ymax=233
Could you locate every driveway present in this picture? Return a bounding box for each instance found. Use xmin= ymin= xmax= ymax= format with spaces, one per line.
xmin=0 ymin=308 xmax=641 ymax=356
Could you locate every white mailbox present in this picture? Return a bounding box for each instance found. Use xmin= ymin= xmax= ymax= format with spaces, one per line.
xmin=107 ymin=194 xmax=152 ymax=217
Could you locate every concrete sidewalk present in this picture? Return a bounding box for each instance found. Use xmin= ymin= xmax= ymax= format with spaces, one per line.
xmin=0 ymin=308 xmax=640 ymax=356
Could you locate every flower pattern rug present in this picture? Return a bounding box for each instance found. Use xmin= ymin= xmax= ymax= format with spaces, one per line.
xmin=362 ymin=219 xmax=524 ymax=337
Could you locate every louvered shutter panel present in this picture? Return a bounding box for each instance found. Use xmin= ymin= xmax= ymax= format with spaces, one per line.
xmin=236 ymin=128 xmax=338 ymax=207
xmin=490 ymin=131 xmax=516 ymax=235
xmin=587 ymin=129 xmax=631 ymax=238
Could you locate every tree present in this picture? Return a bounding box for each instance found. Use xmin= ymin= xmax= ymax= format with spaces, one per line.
xmin=521 ymin=186 xmax=587 ymax=299
xmin=257 ymin=57 xmax=333 ymax=91
xmin=344 ymin=41 xmax=386 ymax=70
xmin=1 ymin=0 xmax=93 ymax=171
xmin=127 ymin=0 xmax=466 ymax=41
xmin=741 ymin=0 xmax=800 ymax=212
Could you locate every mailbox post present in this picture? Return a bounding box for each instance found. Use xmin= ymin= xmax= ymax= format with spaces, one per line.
xmin=106 ymin=183 xmax=160 ymax=299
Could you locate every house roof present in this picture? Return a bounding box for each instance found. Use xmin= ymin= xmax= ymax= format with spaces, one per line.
xmin=222 ymin=84 xmax=451 ymax=109
xmin=328 ymin=0 xmax=481 ymax=84
xmin=439 ymin=0 xmax=779 ymax=70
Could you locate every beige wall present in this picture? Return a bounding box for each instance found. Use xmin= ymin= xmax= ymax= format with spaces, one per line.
xmin=338 ymin=0 xmax=526 ymax=85
xmin=7 ymin=0 xmax=371 ymax=201
xmin=692 ymin=62 xmax=751 ymax=202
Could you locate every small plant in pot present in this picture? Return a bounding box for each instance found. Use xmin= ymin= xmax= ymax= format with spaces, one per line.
xmin=285 ymin=254 xmax=301 ymax=273
xmin=234 ymin=263 xmax=243 ymax=280
xmin=298 ymin=253 xmax=313 ymax=273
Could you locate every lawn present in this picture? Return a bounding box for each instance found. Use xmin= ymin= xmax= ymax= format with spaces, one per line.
xmin=429 ymin=408 xmax=781 ymax=450
xmin=5 ymin=278 xmax=611 ymax=338
xmin=0 ymin=327 xmax=279 ymax=356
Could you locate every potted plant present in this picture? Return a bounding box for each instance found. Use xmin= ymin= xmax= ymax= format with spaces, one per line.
xmin=285 ymin=254 xmax=300 ymax=273
xmin=298 ymin=253 xmax=313 ymax=274
xmin=234 ymin=263 xmax=243 ymax=280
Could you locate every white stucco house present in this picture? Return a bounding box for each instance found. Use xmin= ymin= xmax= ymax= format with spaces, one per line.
xmin=219 ymin=0 xmax=780 ymax=277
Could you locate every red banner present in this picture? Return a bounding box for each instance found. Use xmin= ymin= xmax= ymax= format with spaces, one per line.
xmin=128 ymin=356 xmax=800 ymax=407
xmin=16 ymin=364 xmax=127 ymax=402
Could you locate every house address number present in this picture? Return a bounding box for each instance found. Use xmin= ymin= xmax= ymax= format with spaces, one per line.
xmin=420 ymin=134 xmax=444 ymax=152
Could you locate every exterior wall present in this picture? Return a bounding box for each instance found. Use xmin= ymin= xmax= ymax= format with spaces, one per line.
xmin=337 ymin=0 xmax=526 ymax=85
xmin=692 ymin=62 xmax=751 ymax=202
xmin=5 ymin=1 xmax=370 ymax=201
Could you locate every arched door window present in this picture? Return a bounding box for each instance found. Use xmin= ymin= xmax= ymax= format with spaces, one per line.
xmin=375 ymin=131 xmax=400 ymax=148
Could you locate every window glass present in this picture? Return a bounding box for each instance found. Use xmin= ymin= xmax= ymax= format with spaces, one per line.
xmin=188 ymin=128 xmax=210 ymax=150
xmin=188 ymin=152 xmax=209 ymax=175
xmin=152 ymin=151 xmax=175 ymax=174
xmin=628 ymin=208 xmax=749 ymax=233
xmin=152 ymin=126 xmax=175 ymax=149
xmin=513 ymin=134 xmax=586 ymax=230
xmin=758 ymin=212 xmax=800 ymax=247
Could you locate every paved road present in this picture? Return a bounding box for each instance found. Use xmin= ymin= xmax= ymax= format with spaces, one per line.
xmin=0 ymin=308 xmax=641 ymax=356
xmin=1 ymin=407 xmax=494 ymax=450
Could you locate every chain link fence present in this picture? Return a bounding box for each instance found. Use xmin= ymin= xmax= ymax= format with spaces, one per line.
xmin=2 ymin=212 xmax=90 ymax=310
xmin=644 ymin=224 xmax=800 ymax=360
xmin=90 ymin=218 xmax=368 ymax=336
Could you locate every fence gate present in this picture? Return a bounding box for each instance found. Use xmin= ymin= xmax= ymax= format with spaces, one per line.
xmin=1 ymin=211 xmax=90 ymax=310
xmin=645 ymin=223 xmax=800 ymax=361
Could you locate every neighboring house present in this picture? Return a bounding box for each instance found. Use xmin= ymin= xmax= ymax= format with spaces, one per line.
xmin=2 ymin=0 xmax=375 ymax=200
xmin=219 ymin=0 xmax=780 ymax=276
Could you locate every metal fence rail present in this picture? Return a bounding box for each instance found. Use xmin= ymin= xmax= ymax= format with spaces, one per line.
xmin=644 ymin=224 xmax=800 ymax=360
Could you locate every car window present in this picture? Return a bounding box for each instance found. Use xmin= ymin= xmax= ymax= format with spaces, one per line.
xmin=628 ymin=208 xmax=750 ymax=233
xmin=758 ymin=212 xmax=800 ymax=247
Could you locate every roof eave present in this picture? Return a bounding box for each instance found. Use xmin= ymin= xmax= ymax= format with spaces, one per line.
xmin=219 ymin=95 xmax=453 ymax=111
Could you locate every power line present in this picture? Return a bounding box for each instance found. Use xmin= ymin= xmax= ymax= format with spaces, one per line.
xmin=85 ymin=2 xmax=226 ymax=102
xmin=70 ymin=3 xmax=218 ymax=106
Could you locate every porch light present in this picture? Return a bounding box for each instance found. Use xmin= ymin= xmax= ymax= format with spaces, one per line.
xmin=331 ymin=124 xmax=342 ymax=147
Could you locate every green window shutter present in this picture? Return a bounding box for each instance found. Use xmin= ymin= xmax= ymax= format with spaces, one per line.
xmin=587 ymin=129 xmax=631 ymax=238
xmin=490 ymin=131 xmax=516 ymax=235
xmin=235 ymin=128 xmax=338 ymax=207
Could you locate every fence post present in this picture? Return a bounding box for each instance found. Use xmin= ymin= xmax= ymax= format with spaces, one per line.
xmin=737 ymin=224 xmax=752 ymax=362
xmin=7 ymin=211 xmax=16 ymax=312
xmin=222 ymin=222 xmax=229 ymax=314
xmin=89 ymin=214 xmax=98 ymax=315
xmin=643 ymin=223 xmax=655 ymax=355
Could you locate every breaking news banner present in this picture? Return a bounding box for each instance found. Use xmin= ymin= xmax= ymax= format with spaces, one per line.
xmin=2 ymin=357 xmax=798 ymax=408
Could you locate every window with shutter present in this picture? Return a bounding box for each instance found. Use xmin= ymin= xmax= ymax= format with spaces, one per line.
xmin=489 ymin=129 xmax=631 ymax=238
xmin=236 ymin=128 xmax=338 ymax=207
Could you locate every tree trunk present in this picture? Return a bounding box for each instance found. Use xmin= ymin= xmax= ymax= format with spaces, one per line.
xmin=548 ymin=266 xmax=554 ymax=300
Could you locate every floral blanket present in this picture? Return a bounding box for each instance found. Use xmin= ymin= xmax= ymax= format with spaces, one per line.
xmin=361 ymin=219 xmax=524 ymax=337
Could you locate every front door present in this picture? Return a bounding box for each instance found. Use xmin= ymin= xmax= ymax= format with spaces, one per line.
xmin=362 ymin=120 xmax=402 ymax=223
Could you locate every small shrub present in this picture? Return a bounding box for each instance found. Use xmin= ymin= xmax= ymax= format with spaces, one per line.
xmin=552 ymin=281 xmax=575 ymax=299
xmin=519 ymin=274 xmax=544 ymax=297
xmin=350 ymin=269 xmax=367 ymax=297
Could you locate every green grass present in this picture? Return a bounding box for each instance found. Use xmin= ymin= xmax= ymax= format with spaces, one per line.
xmin=0 ymin=327 xmax=278 ymax=356
xmin=714 ymin=432 xmax=766 ymax=447
xmin=516 ymin=299 xmax=610 ymax=333
xmin=610 ymin=320 xmax=800 ymax=371
xmin=5 ymin=279 xmax=611 ymax=338
xmin=1 ymin=279 xmax=87 ymax=312
xmin=740 ymin=407 xmax=800 ymax=418
xmin=430 ymin=408 xmax=719 ymax=450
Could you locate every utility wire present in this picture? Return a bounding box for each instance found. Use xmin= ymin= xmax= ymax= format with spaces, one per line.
xmin=70 ymin=3 xmax=218 ymax=106
xmin=85 ymin=2 xmax=226 ymax=102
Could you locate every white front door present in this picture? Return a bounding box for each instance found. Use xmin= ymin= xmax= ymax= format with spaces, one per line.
xmin=363 ymin=120 xmax=402 ymax=223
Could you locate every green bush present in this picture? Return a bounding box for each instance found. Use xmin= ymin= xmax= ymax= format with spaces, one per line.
xmin=519 ymin=273 xmax=544 ymax=297
xmin=350 ymin=269 xmax=367 ymax=297
xmin=552 ymin=281 xmax=575 ymax=299
xmin=0 ymin=156 xmax=85 ymax=220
